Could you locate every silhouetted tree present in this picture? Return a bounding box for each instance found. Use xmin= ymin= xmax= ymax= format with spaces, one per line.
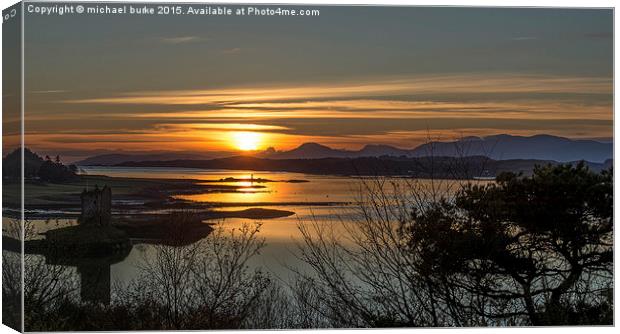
xmin=405 ymin=162 xmax=613 ymax=325
xmin=37 ymin=160 xmax=77 ymax=183
xmin=2 ymin=148 xmax=44 ymax=180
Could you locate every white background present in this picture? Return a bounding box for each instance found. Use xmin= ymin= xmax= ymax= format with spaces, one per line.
xmin=0 ymin=0 xmax=617 ymax=333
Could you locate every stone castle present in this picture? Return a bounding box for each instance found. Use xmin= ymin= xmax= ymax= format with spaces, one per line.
xmin=79 ymin=185 xmax=112 ymax=226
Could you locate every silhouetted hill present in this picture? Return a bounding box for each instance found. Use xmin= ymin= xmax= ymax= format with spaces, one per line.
xmin=358 ymin=144 xmax=410 ymax=157
xmin=264 ymin=143 xmax=352 ymax=159
xmin=261 ymin=142 xmax=409 ymax=159
xmin=411 ymin=134 xmax=612 ymax=163
xmin=77 ymin=134 xmax=612 ymax=166
xmin=258 ymin=134 xmax=611 ymax=162
xmin=116 ymin=155 xmax=612 ymax=179
xmin=2 ymin=148 xmax=44 ymax=179
xmin=2 ymin=148 xmax=77 ymax=182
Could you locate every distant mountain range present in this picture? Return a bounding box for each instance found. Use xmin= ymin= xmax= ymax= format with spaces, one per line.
xmin=411 ymin=134 xmax=612 ymax=163
xmin=258 ymin=135 xmax=612 ymax=163
xmin=256 ymin=142 xmax=415 ymax=160
xmin=116 ymin=155 xmax=613 ymax=178
xmin=75 ymin=134 xmax=613 ymax=166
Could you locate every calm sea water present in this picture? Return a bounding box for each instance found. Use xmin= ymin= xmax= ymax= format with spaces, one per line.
xmin=22 ymin=166 xmax=473 ymax=301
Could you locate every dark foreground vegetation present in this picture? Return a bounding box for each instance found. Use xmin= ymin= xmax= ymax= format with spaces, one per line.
xmin=2 ymin=148 xmax=77 ymax=183
xmin=2 ymin=163 xmax=613 ymax=330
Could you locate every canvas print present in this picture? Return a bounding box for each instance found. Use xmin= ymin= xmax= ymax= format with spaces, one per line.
xmin=1 ymin=1 xmax=613 ymax=331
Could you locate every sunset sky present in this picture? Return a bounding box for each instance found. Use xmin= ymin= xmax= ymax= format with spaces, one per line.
xmin=13 ymin=6 xmax=613 ymax=160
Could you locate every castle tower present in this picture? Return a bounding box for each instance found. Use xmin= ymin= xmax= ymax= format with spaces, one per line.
xmin=79 ymin=185 xmax=112 ymax=226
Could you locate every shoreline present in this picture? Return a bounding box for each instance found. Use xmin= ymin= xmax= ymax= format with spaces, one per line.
xmin=3 ymin=173 xmax=332 ymax=223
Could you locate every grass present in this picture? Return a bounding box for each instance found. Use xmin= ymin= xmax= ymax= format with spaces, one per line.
xmin=4 ymin=175 xmax=205 ymax=208
xmin=46 ymin=224 xmax=130 ymax=245
xmin=5 ymin=174 xmax=297 ymax=226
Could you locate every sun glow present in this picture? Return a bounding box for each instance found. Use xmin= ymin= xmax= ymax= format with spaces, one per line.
xmin=231 ymin=131 xmax=262 ymax=151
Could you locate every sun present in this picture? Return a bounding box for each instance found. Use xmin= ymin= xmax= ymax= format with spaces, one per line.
xmin=231 ymin=131 xmax=262 ymax=151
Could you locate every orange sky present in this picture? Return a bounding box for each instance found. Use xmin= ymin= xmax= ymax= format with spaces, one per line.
xmin=14 ymin=73 xmax=611 ymax=158
xmin=7 ymin=7 xmax=612 ymax=161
